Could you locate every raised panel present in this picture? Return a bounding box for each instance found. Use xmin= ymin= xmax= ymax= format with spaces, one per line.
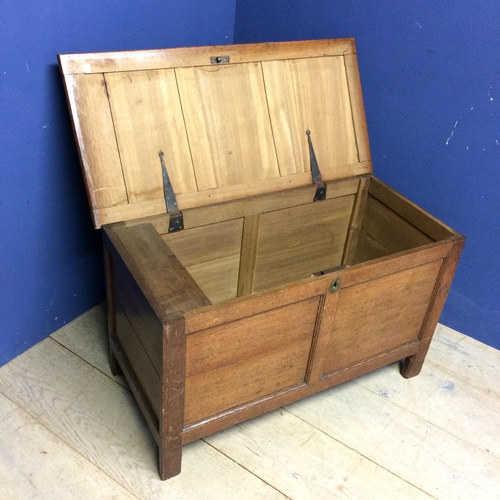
xmin=184 ymin=296 xmax=320 ymax=424
xmin=105 ymin=70 xmax=197 ymax=203
xmin=253 ymin=196 xmax=355 ymax=292
xmin=176 ymin=63 xmax=280 ymax=190
xmin=323 ymin=259 xmax=444 ymax=374
xmin=163 ymin=219 xmax=243 ymax=303
xmin=65 ymin=74 xmax=127 ymax=209
xmin=263 ymin=57 xmax=360 ymax=179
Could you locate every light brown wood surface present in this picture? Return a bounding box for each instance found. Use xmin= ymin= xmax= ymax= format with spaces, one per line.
xmin=2 ymin=304 xmax=499 ymax=499
xmin=323 ymin=259 xmax=442 ymax=373
xmin=177 ymin=63 xmax=279 ymax=189
xmin=65 ymin=74 xmax=127 ymax=210
xmin=59 ymin=38 xmax=356 ymax=74
xmin=184 ymin=296 xmax=319 ymax=424
xmin=262 ymin=56 xmax=358 ymax=175
xmin=253 ymin=195 xmax=355 ymax=291
xmin=164 ymin=218 xmax=243 ymax=303
xmin=59 ymin=39 xmax=373 ymax=228
xmin=105 ymin=70 xmax=197 ymax=202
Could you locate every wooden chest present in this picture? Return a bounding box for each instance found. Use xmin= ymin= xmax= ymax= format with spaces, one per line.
xmin=59 ymin=38 xmax=464 ymax=480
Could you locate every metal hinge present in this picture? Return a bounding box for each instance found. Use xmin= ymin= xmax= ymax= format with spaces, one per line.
xmin=158 ymin=151 xmax=184 ymax=233
xmin=306 ymin=130 xmax=327 ymax=201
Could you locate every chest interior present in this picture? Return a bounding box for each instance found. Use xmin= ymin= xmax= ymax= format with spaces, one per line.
xmin=124 ymin=174 xmax=447 ymax=306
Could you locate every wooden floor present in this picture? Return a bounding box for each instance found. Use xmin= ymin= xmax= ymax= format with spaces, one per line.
xmin=1 ymin=304 xmax=499 ymax=500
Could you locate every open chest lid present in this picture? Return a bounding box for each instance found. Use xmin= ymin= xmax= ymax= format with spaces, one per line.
xmin=59 ymin=38 xmax=372 ymax=228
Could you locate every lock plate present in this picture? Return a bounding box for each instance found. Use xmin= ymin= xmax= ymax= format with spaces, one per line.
xmin=329 ymin=277 xmax=341 ymax=293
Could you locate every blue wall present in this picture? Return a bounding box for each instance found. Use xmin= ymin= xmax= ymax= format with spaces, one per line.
xmin=0 ymin=1 xmax=236 ymax=366
xmin=235 ymin=0 xmax=500 ymax=349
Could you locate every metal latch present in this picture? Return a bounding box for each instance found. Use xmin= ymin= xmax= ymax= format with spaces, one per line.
xmin=158 ymin=151 xmax=184 ymax=233
xmin=306 ymin=130 xmax=327 ymax=201
xmin=210 ymin=55 xmax=230 ymax=65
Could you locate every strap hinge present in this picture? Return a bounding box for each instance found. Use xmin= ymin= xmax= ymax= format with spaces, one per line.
xmin=306 ymin=130 xmax=327 ymax=201
xmin=159 ymin=151 xmax=184 ymax=233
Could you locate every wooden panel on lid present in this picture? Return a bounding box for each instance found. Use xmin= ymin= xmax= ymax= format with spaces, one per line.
xmin=176 ymin=63 xmax=280 ymax=190
xmin=263 ymin=56 xmax=359 ymax=179
xmin=105 ymin=70 xmax=197 ymax=203
xmin=65 ymin=74 xmax=127 ymax=210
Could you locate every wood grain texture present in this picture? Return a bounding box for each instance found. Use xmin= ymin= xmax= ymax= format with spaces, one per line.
xmin=178 ymin=177 xmax=359 ymax=229
xmin=112 ymin=252 xmax=163 ymax=374
xmin=253 ymin=196 xmax=355 ymax=291
xmin=60 ymin=39 xmax=372 ymax=227
xmin=186 ymin=255 xmax=240 ymax=303
xmin=341 ymin=174 xmax=370 ymax=264
xmin=184 ymin=297 xmax=320 ymax=425
xmin=163 ymin=219 xmax=243 ymax=303
xmin=361 ymin=196 xmax=434 ymax=253
xmin=356 ymin=325 xmax=500 ymax=467
xmin=7 ymin=305 xmax=496 ymax=499
xmin=105 ymin=70 xmax=197 ymax=203
xmin=162 ymin=218 xmax=243 ymax=266
xmin=64 ymin=74 xmax=127 ymax=214
xmin=59 ymin=38 xmax=356 ymax=75
xmin=182 ymin=342 xmax=419 ymax=444
xmin=50 ymin=303 xmax=116 ymax=381
xmin=108 ymin=328 xmax=160 ymax=443
xmin=305 ymin=293 xmax=337 ymax=384
xmin=184 ymin=240 xmax=453 ymax=335
xmin=0 ymin=339 xmax=286 ymax=500
xmin=94 ymin=169 xmax=365 ymax=227
xmin=159 ymin=317 xmax=186 ymax=480
xmin=344 ymin=53 xmax=371 ymax=163
xmin=323 ymin=259 xmax=443 ymax=374
xmin=104 ymin=223 xmax=211 ymax=322
xmin=121 ymin=177 xmax=359 ymax=234
xmin=114 ymin=298 xmax=162 ymax=419
xmin=430 ymin=324 xmax=500 ymax=403
xmin=205 ymin=409 xmax=433 ymax=500
xmin=237 ymin=214 xmax=261 ymax=296
xmin=287 ymin=372 xmax=500 ymax=500
xmin=0 ymin=394 xmax=139 ymax=500
xmin=176 ymin=63 xmax=279 ymax=190
xmin=369 ymin=178 xmax=459 ymax=240
xmin=262 ymin=56 xmax=362 ymax=179
xmin=401 ymin=237 xmax=465 ymax=378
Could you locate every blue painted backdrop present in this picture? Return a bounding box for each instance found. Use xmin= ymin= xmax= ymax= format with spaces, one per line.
xmin=1 ymin=0 xmax=499 ymax=366
xmin=0 ymin=1 xmax=236 ymax=366
xmin=234 ymin=0 xmax=500 ymax=350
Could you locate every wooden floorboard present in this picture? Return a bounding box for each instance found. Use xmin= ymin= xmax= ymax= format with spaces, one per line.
xmin=1 ymin=303 xmax=499 ymax=499
xmin=0 ymin=393 xmax=138 ymax=500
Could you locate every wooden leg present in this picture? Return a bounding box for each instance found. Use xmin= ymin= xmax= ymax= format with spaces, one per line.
xmin=400 ymin=338 xmax=432 ymax=378
xmin=109 ymin=337 xmax=123 ymax=376
xmin=158 ymin=441 xmax=182 ymax=481
xmin=401 ymin=238 xmax=465 ymax=380
xmin=159 ymin=317 xmax=186 ymax=481
xmin=103 ymin=244 xmax=122 ymax=377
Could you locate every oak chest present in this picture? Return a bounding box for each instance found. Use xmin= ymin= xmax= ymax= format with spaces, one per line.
xmin=59 ymin=38 xmax=464 ymax=480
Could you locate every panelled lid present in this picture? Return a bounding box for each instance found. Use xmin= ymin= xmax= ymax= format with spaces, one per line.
xmin=59 ymin=38 xmax=372 ymax=228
